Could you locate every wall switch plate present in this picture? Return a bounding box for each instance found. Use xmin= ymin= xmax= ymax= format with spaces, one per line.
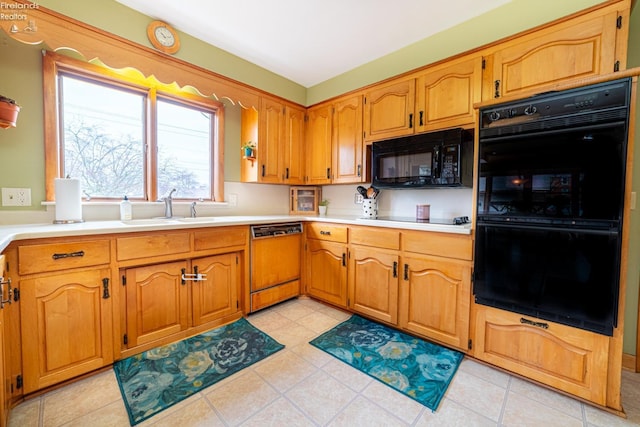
xmin=354 ymin=193 xmax=364 ymax=204
xmin=2 ymin=188 xmax=31 ymax=206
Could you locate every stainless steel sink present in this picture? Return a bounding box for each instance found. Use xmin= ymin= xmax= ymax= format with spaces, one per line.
xmin=120 ymin=218 xmax=180 ymax=225
xmin=176 ymin=217 xmax=217 ymax=223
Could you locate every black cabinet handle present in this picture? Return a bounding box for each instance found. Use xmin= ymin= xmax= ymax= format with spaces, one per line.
xmin=494 ymin=80 xmax=501 ymax=98
xmin=342 ymin=253 xmax=346 ymax=267
xmin=404 ymin=264 xmax=409 ymax=281
xmin=357 ymin=164 xmax=361 ymax=177
xmin=52 ymin=250 xmax=85 ymax=260
xmin=393 ymin=261 xmax=397 ymax=278
xmin=409 ymin=113 xmax=413 ymax=128
xmin=102 ymin=278 xmax=110 ymax=299
xmin=181 ymin=268 xmax=186 ymax=285
xmin=285 ymin=167 xmax=289 ymax=179
xmin=326 ymin=168 xmax=331 ymax=179
xmin=419 ymin=111 xmax=424 ymax=126
xmin=520 ymin=317 xmax=549 ymax=329
xmin=320 ymin=230 xmax=332 ymax=236
xmin=261 ymin=164 xmax=265 ymax=177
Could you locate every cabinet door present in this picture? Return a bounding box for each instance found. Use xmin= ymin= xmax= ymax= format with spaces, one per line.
xmin=472 ymin=305 xmax=609 ymax=405
xmin=415 ymin=56 xmax=482 ymax=132
xmin=364 ymin=79 xmax=415 ymax=142
xmin=399 ymin=255 xmax=470 ymax=350
xmin=124 ymin=261 xmax=189 ymax=348
xmin=21 ymin=269 xmax=114 ymax=393
xmin=192 ymin=253 xmax=240 ymax=327
xmin=258 ymin=98 xmax=284 ymax=183
xmin=305 ymin=239 xmax=347 ymax=307
xmin=332 ymin=95 xmax=364 ymax=183
xmin=306 ymin=104 xmax=333 ymax=185
xmin=0 ymin=256 xmax=5 ymax=427
xmin=349 ymin=246 xmax=399 ymax=325
xmin=489 ymin=10 xmax=619 ymax=99
xmin=283 ymin=105 xmax=306 ymax=184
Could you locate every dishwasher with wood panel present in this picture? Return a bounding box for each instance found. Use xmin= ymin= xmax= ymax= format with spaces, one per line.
xmin=249 ymin=222 xmax=303 ymax=312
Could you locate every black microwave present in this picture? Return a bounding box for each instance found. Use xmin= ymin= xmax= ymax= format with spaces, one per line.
xmin=371 ymin=128 xmax=473 ymax=188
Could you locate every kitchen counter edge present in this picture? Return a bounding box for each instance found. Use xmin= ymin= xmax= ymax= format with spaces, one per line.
xmin=0 ymin=214 xmax=472 ymax=252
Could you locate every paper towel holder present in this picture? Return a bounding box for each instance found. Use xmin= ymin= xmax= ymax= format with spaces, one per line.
xmin=53 ymin=176 xmax=85 ymax=224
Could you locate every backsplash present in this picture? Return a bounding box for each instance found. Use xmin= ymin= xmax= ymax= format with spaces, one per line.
xmin=0 ymin=181 xmax=473 ymax=224
xmin=321 ymin=184 xmax=473 ymax=220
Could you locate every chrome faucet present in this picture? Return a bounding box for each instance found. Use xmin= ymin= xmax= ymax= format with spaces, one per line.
xmin=190 ymin=201 xmax=197 ymax=218
xmin=159 ymin=188 xmax=177 ymax=218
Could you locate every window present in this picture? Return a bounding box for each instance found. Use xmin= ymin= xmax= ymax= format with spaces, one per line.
xmin=44 ymin=52 xmax=224 ymax=202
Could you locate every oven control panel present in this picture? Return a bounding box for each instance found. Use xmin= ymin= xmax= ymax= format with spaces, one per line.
xmin=251 ymin=222 xmax=303 ymax=239
xmin=480 ymin=78 xmax=631 ymax=132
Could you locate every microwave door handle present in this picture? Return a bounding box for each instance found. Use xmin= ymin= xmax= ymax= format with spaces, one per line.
xmin=433 ymin=146 xmax=440 ymax=179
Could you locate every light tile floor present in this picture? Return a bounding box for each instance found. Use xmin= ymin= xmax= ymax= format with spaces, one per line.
xmin=8 ymin=297 xmax=640 ymax=426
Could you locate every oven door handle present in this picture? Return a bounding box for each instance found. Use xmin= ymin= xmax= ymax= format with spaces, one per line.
xmin=477 ymin=221 xmax=619 ymax=236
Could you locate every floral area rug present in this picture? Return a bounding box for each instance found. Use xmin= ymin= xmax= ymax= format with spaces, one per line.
xmin=113 ymin=317 xmax=284 ymax=425
xmin=309 ymin=315 xmax=463 ymax=411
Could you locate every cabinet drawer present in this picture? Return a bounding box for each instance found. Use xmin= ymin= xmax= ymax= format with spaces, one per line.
xmin=117 ymin=232 xmax=191 ymax=261
xmin=472 ymin=305 xmax=609 ymax=405
xmin=350 ymin=226 xmax=400 ymax=250
xmin=194 ymin=226 xmax=248 ymax=251
xmin=307 ymin=223 xmax=348 ymax=243
xmin=402 ymin=231 xmax=472 ymax=260
xmin=19 ymin=239 xmax=111 ymax=275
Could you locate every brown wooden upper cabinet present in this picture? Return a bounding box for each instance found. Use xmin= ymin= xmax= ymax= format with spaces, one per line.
xmin=283 ymin=105 xmax=306 ymax=184
xmin=241 ymin=98 xmax=306 ymax=184
xmin=363 ymin=79 xmax=415 ymax=142
xmin=363 ymin=55 xmax=482 ymax=143
xmin=484 ymin=3 xmax=628 ymax=100
xmin=305 ymin=104 xmax=333 ymax=185
xmin=414 ymin=55 xmax=483 ymax=132
xmin=332 ymin=94 xmax=364 ymax=183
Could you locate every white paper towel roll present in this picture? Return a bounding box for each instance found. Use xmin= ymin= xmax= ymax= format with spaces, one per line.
xmin=55 ymin=178 xmax=83 ymax=223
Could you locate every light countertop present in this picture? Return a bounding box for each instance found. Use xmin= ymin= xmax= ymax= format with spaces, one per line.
xmin=0 ymin=214 xmax=472 ymax=252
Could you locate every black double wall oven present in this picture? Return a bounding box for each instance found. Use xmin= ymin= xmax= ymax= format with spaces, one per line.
xmin=473 ymin=78 xmax=632 ymax=336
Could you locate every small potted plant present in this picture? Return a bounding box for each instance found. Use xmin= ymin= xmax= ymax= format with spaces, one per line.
xmin=241 ymin=141 xmax=256 ymax=158
xmin=0 ymin=95 xmax=20 ymax=129
xmin=318 ymin=199 xmax=329 ymax=216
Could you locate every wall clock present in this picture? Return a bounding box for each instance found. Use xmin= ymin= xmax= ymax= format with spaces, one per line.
xmin=147 ymin=20 xmax=180 ymax=54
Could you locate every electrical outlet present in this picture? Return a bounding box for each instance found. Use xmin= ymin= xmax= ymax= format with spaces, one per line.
xmin=228 ymin=193 xmax=238 ymax=206
xmin=2 ymin=188 xmax=31 ymax=206
xmin=354 ymin=193 xmax=364 ymax=204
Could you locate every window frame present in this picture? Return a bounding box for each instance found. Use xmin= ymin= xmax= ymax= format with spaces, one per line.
xmin=43 ymin=51 xmax=225 ymax=203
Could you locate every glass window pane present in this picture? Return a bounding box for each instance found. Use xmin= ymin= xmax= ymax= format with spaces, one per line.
xmin=61 ymin=75 xmax=145 ymax=198
xmin=157 ymin=99 xmax=212 ymax=199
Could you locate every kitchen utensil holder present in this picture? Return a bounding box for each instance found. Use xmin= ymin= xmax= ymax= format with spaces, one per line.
xmin=362 ymin=199 xmax=377 ymax=218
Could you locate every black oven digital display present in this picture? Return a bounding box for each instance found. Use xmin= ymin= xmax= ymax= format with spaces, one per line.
xmin=474 ymin=78 xmax=631 ymax=336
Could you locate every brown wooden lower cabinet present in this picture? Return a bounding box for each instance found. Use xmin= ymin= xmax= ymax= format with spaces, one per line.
xmin=348 ymin=246 xmax=399 ymax=325
xmin=122 ymin=252 xmax=241 ymax=350
xmin=471 ymin=304 xmax=610 ymax=405
xmin=399 ymin=255 xmax=471 ymax=350
xmin=305 ymin=239 xmax=348 ymax=307
xmin=191 ymin=253 xmax=240 ymax=326
xmin=0 ymin=256 xmax=7 ymax=427
xmin=20 ymin=268 xmax=114 ymax=394
xmin=123 ymin=260 xmax=190 ymax=348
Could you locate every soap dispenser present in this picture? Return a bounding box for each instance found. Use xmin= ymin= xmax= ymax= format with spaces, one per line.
xmin=120 ymin=195 xmax=132 ymax=220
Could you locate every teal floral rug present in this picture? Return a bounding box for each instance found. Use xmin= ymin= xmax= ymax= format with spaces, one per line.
xmin=310 ymin=315 xmax=463 ymax=411
xmin=113 ymin=317 xmax=284 ymax=425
